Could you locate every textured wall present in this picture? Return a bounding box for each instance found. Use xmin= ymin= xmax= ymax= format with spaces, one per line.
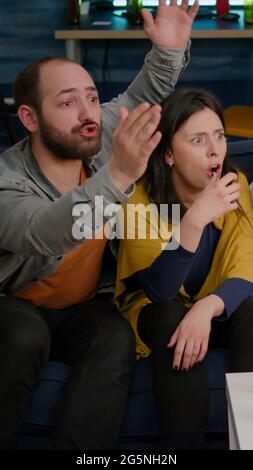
xmin=0 ymin=0 xmax=66 ymax=82
xmin=1 ymin=1 xmax=253 ymax=106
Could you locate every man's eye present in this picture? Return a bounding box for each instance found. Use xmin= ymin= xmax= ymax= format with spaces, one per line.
xmin=88 ymin=96 xmax=98 ymax=103
xmin=63 ymin=100 xmax=72 ymax=107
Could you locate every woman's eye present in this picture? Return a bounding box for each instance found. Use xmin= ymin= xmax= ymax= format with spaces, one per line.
xmin=216 ymin=132 xmax=225 ymax=140
xmin=192 ymin=136 xmax=204 ymax=144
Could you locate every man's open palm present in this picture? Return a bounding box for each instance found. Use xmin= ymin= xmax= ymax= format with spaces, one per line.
xmin=142 ymin=0 xmax=199 ymax=48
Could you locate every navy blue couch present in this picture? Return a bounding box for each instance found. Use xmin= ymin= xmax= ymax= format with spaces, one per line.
xmin=17 ymin=140 xmax=253 ymax=450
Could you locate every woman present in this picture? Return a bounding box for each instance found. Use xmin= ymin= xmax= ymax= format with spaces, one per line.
xmin=114 ymin=89 xmax=253 ymax=449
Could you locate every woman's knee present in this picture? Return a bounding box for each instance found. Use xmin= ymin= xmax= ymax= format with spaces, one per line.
xmin=142 ymin=301 xmax=187 ymax=339
xmin=231 ymin=298 xmax=253 ymax=330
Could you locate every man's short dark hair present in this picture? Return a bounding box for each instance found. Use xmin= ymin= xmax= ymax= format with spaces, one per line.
xmin=14 ymin=56 xmax=74 ymax=113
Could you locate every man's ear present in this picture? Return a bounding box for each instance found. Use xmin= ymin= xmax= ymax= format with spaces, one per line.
xmin=17 ymin=105 xmax=39 ymax=133
xmin=165 ymin=149 xmax=174 ymax=168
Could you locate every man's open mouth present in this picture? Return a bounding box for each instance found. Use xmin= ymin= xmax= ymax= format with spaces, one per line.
xmin=79 ymin=124 xmax=98 ymax=138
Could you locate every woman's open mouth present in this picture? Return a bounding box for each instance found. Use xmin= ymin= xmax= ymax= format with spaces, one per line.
xmin=207 ymin=164 xmax=221 ymax=179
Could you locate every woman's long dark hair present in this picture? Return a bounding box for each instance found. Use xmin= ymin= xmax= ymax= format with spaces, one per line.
xmin=143 ymin=88 xmax=236 ymax=219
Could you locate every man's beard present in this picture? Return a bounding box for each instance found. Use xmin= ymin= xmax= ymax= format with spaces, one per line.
xmin=38 ymin=113 xmax=102 ymax=163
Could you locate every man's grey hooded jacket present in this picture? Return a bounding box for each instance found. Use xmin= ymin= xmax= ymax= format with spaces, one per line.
xmin=0 ymin=45 xmax=189 ymax=295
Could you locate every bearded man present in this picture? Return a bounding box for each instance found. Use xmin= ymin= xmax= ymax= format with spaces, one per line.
xmin=0 ymin=1 xmax=198 ymax=450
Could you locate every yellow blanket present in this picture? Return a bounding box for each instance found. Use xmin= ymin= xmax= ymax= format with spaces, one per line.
xmin=114 ymin=172 xmax=253 ymax=357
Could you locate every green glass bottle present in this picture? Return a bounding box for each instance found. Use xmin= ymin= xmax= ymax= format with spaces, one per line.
xmin=67 ymin=0 xmax=81 ymax=24
xmin=127 ymin=0 xmax=143 ymax=25
xmin=244 ymin=0 xmax=253 ymax=24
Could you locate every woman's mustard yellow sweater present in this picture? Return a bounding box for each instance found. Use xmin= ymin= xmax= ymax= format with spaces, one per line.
xmin=115 ymin=172 xmax=253 ymax=357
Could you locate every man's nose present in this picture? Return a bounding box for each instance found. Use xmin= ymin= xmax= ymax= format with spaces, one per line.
xmin=78 ymin=103 xmax=94 ymax=122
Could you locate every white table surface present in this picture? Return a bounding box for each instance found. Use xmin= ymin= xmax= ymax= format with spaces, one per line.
xmin=226 ymin=372 xmax=253 ymax=450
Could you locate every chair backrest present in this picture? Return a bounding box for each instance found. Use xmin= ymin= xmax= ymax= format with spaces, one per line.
xmin=0 ymin=91 xmax=18 ymax=145
xmin=0 ymin=85 xmax=27 ymax=148
xmin=227 ymin=139 xmax=253 ymax=183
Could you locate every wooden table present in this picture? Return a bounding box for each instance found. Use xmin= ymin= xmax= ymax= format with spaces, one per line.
xmin=55 ymin=8 xmax=253 ymax=63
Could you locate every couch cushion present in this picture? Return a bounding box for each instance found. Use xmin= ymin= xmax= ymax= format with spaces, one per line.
xmin=204 ymin=348 xmax=229 ymax=389
xmin=20 ymin=348 xmax=229 ymax=442
xmin=22 ymin=362 xmax=71 ymax=428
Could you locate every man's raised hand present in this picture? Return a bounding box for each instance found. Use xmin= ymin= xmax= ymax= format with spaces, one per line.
xmin=142 ymin=0 xmax=199 ymax=48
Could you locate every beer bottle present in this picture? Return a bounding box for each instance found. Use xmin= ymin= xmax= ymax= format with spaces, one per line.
xmin=127 ymin=0 xmax=143 ymax=25
xmin=67 ymin=0 xmax=81 ymax=24
xmin=244 ymin=0 xmax=253 ymax=23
